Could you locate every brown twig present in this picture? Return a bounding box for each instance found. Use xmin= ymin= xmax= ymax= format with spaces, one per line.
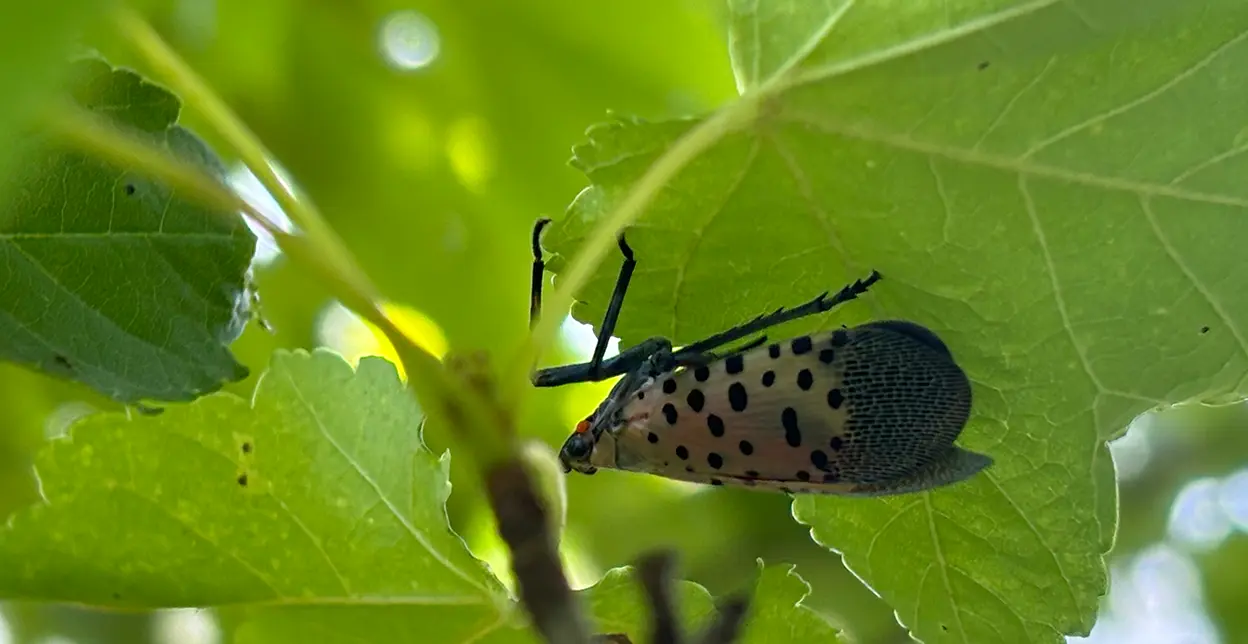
xmin=639 ymin=552 xmax=681 ymax=644
xmin=695 ymin=597 xmax=750 ymax=644
xmin=484 ymin=458 xmax=591 ymax=644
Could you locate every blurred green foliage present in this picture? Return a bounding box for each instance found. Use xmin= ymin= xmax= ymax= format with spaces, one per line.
xmin=3 ymin=1 xmax=1248 ymax=644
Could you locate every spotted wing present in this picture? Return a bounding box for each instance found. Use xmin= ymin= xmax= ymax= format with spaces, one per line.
xmin=611 ymin=323 xmax=980 ymax=495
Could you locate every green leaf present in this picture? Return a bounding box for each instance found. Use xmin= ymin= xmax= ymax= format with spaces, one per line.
xmin=0 ymin=350 xmax=504 ymax=606
xmin=543 ymin=1 xmax=1248 ymax=642
xmin=0 ymin=56 xmax=256 ymax=405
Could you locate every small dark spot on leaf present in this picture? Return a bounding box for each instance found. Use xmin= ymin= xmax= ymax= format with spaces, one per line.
xmin=123 ymin=183 xmax=136 ymax=196
xmin=112 ymin=592 xmax=121 ymax=600
xmin=53 ymin=354 xmax=72 ymax=370
xmin=977 ymin=61 xmax=990 ymax=70
xmin=237 ymin=473 xmax=248 ymax=487
xmin=1201 ymin=325 xmax=1210 ymax=334
xmin=241 ymin=442 xmax=252 ymax=454
xmin=941 ymin=624 xmax=949 ymax=632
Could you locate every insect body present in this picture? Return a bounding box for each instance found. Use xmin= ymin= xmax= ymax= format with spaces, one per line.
xmin=529 ymin=219 xmax=992 ymax=496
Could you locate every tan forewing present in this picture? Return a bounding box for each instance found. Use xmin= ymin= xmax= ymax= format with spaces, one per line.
xmin=611 ymin=323 xmax=973 ymax=494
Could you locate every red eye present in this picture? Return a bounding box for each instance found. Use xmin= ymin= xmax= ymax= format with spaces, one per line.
xmin=575 ymin=420 xmax=590 ymax=434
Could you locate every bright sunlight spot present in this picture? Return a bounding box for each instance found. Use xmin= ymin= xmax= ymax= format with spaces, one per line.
xmin=1217 ymin=468 xmax=1248 ymax=531
xmin=155 ymin=609 xmax=220 ymax=644
xmin=1072 ymin=543 xmax=1220 ymax=644
xmin=314 ymin=300 xmax=448 ymax=381
xmin=378 ymin=10 xmax=441 ymax=71
xmin=1109 ymin=415 xmax=1154 ymax=482
xmin=1168 ymin=478 xmax=1232 ymax=551
xmin=559 ymin=314 xmax=619 ymax=361
xmin=446 ymin=116 xmax=494 ymax=192
xmin=227 ymin=162 xmax=296 ymax=267
xmin=0 ymin=612 xmax=11 ymax=644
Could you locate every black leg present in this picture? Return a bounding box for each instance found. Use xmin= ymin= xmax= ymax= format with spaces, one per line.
xmin=533 ymin=337 xmax=672 ymax=387
xmin=587 ymin=233 xmax=636 ymax=378
xmin=529 ymin=218 xmax=553 ymax=329
xmin=672 ymin=271 xmax=882 ymax=362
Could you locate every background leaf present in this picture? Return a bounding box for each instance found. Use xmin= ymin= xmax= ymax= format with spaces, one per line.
xmin=0 ymin=56 xmax=255 ymax=405
xmin=543 ymin=1 xmax=1248 ymax=642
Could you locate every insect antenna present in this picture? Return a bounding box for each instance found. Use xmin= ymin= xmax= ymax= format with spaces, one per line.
xmin=672 ymin=270 xmax=882 ymax=362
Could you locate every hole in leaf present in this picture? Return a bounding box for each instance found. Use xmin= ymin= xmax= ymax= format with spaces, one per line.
xmin=1201 ymin=325 xmax=1211 ymax=334
xmin=123 ymin=183 xmax=136 ymax=196
xmin=53 ymin=354 xmax=72 ymax=371
xmin=241 ymin=442 xmax=252 ymax=454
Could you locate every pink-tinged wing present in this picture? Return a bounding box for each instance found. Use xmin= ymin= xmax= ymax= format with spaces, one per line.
xmin=609 ymin=323 xmax=983 ymax=496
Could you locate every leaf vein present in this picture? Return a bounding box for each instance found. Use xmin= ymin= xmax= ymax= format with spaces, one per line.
xmin=278 ymin=367 xmax=497 ymax=601
xmin=923 ymin=492 xmax=967 ymax=644
xmin=1024 ymin=27 xmax=1248 ymax=159
xmin=1140 ymin=196 xmax=1248 ymax=388
xmin=669 ymin=139 xmax=761 ymax=340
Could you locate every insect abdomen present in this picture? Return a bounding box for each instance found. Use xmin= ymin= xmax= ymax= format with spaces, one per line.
xmin=610 ymin=321 xmax=985 ymax=495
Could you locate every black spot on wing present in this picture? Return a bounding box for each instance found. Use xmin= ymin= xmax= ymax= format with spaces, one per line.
xmin=782 ymin=407 xmax=801 ymax=447
xmin=791 ymin=336 xmax=812 ymax=355
xmin=725 ymin=354 xmax=744 ymax=375
xmin=662 ymin=403 xmax=678 ymax=424
xmin=797 ymin=369 xmax=813 ymax=391
xmin=694 ymin=365 xmax=710 ymax=381
xmin=728 ymin=383 xmax=748 ymax=411
xmin=663 ymin=379 xmax=677 ymax=394
xmin=707 ymin=414 xmax=725 ymax=437
xmin=687 ymin=389 xmax=705 ymax=412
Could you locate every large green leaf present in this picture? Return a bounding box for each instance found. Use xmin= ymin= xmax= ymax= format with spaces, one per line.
xmin=0 ymin=56 xmax=255 ymax=405
xmin=0 ymin=347 xmax=840 ymax=643
xmin=0 ymin=351 xmax=504 ymax=609
xmin=543 ymin=1 xmax=1248 ymax=642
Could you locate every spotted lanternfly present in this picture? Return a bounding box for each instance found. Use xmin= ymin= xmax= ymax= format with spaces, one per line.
xmin=529 ymin=219 xmax=992 ymax=496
